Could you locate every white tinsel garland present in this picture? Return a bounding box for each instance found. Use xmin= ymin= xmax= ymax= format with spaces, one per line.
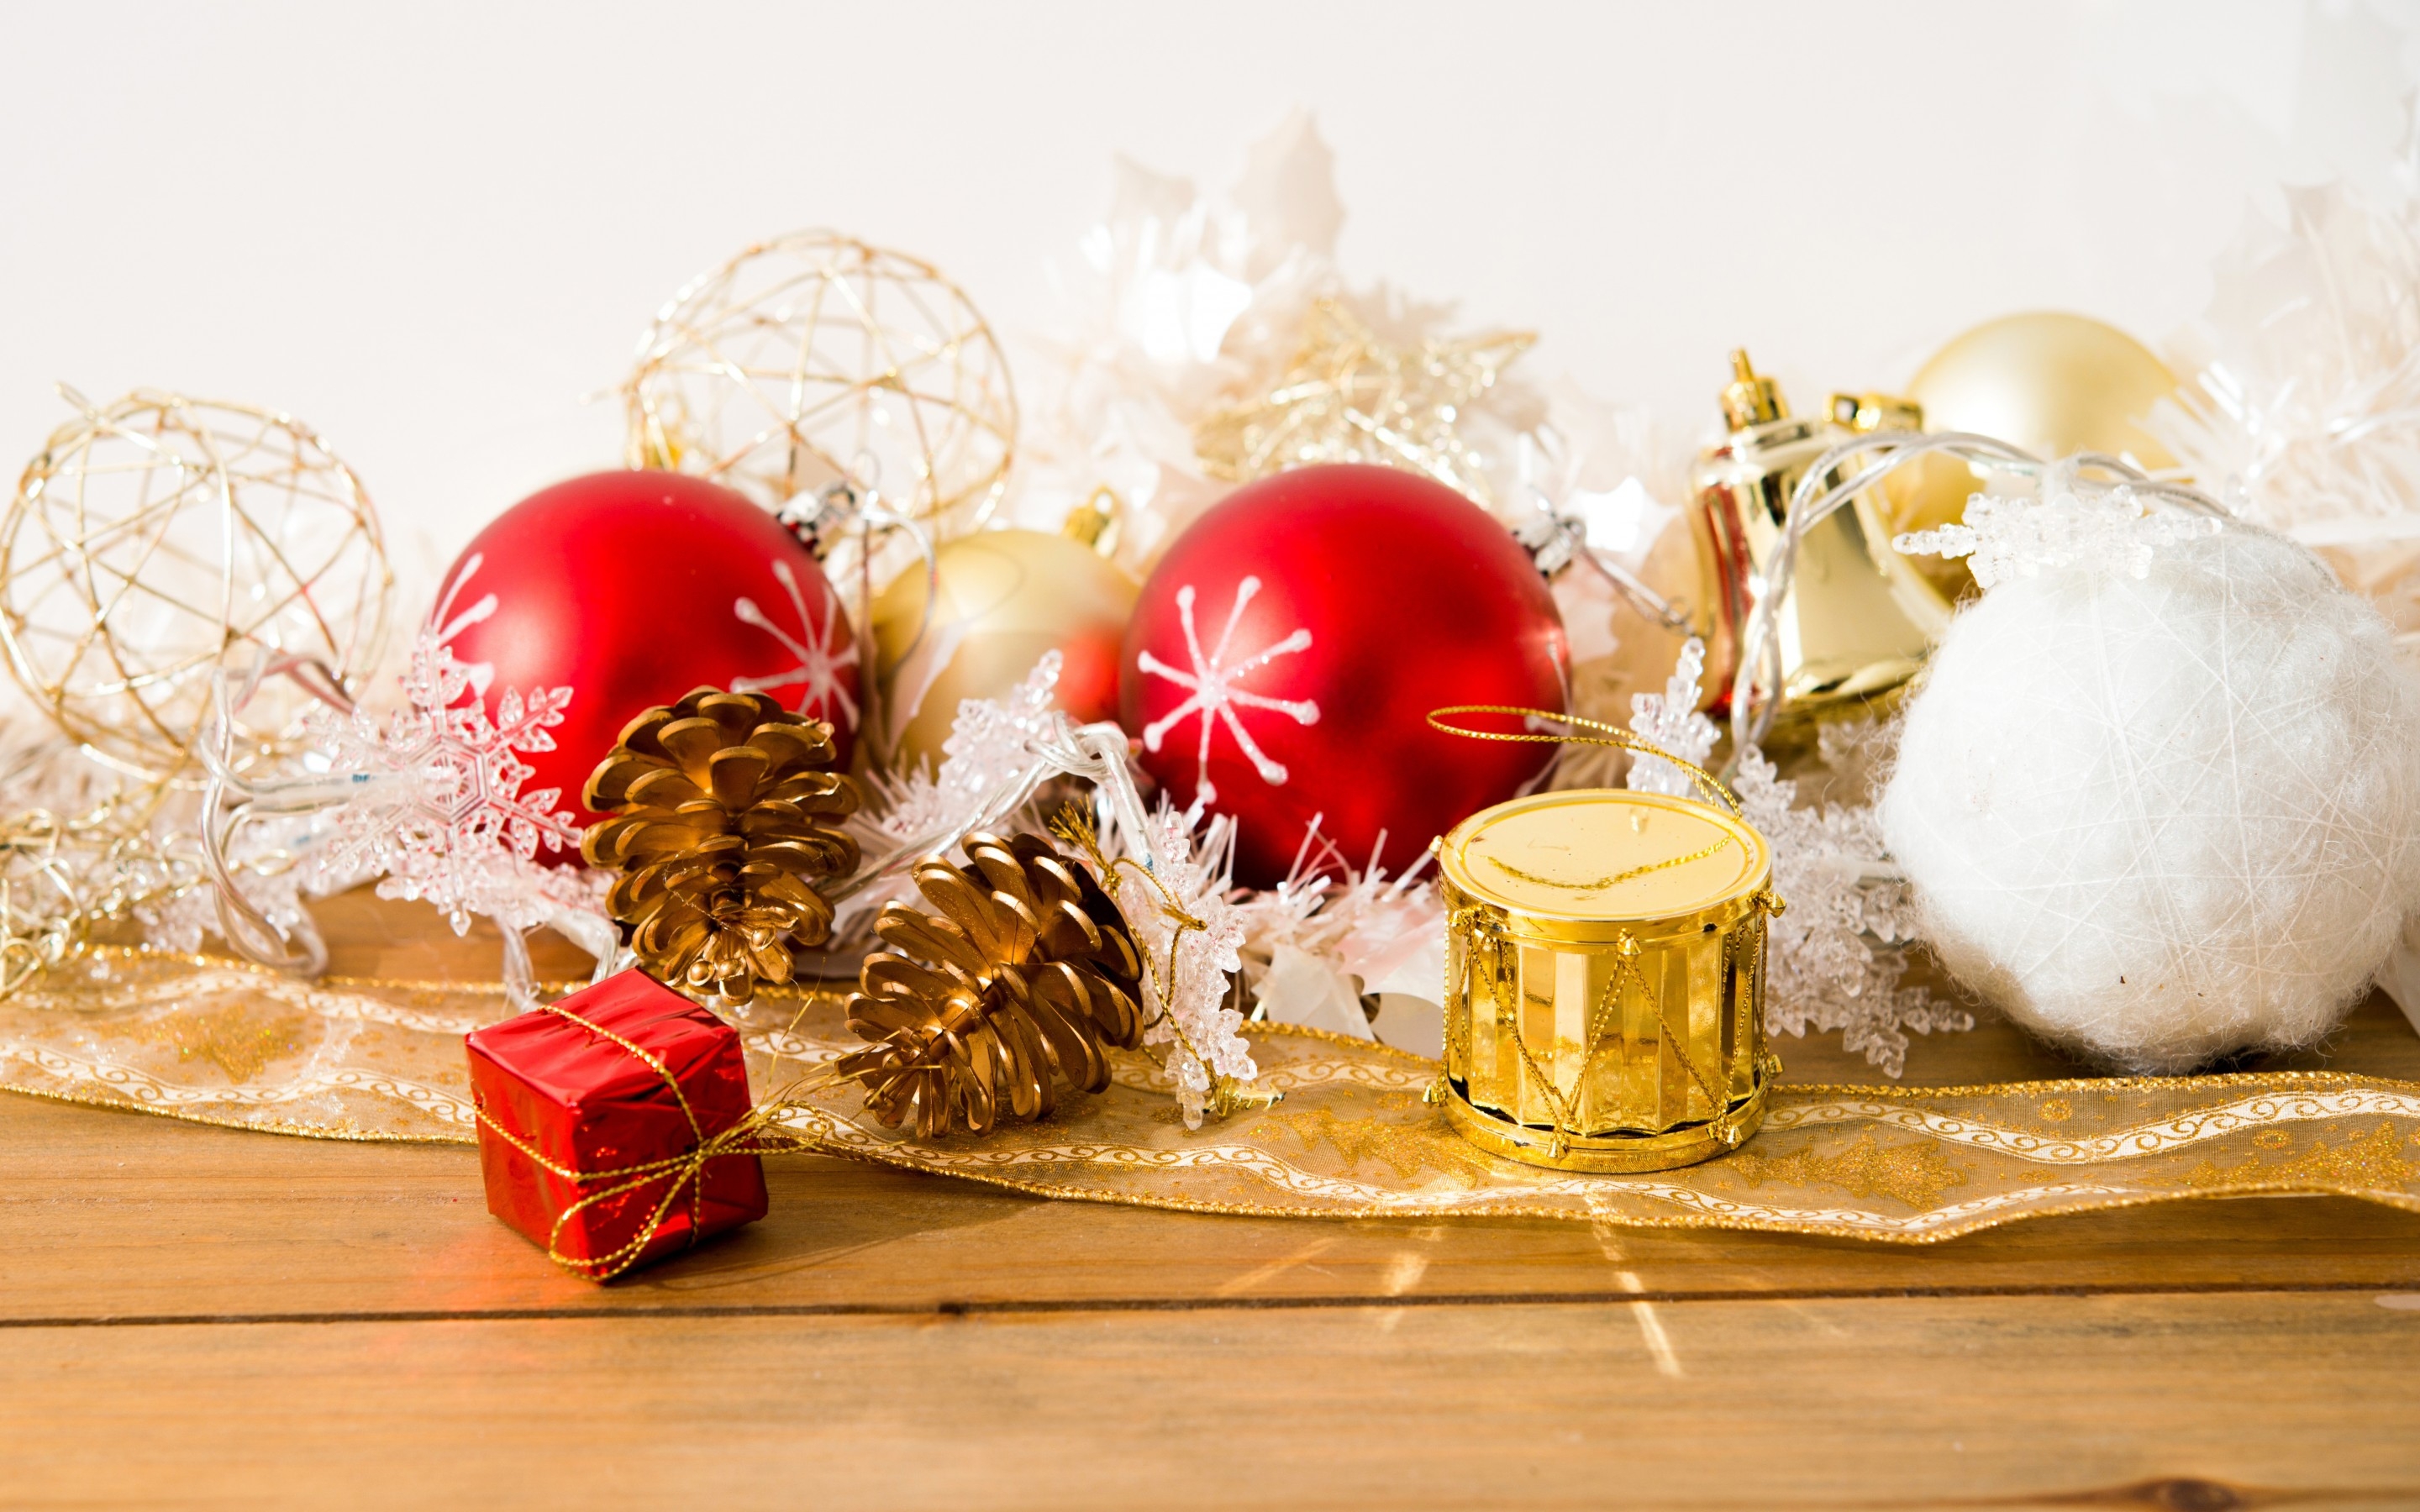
xmin=1228 ymin=822 xmax=1446 ymax=1052
xmin=1008 ymin=113 xmax=1670 ymax=574
xmin=2150 ymin=182 xmax=2420 ymax=643
xmin=2154 ymin=184 xmax=2420 ymax=539
xmin=1097 ymin=801 xmax=1257 ymax=1129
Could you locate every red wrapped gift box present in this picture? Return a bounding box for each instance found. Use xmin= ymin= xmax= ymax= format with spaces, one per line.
xmin=466 ymin=969 xmax=770 ymax=1280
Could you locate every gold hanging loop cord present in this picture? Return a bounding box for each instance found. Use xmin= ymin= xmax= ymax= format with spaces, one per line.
xmin=1424 ymin=706 xmax=1741 ymax=818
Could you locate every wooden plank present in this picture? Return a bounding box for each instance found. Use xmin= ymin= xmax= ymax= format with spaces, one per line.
xmin=5 ymin=1293 xmax=2416 ymax=1507
xmin=16 ymin=892 xmax=2420 ymax=1504
xmin=309 ymin=888 xmax=601 ymax=984
xmin=7 ymin=1094 xmax=2420 ymax=1323
xmin=13 ymin=890 xmax=2420 ymax=1323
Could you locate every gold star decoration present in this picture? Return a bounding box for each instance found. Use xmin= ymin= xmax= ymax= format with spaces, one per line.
xmin=1192 ymin=299 xmax=1535 ymax=504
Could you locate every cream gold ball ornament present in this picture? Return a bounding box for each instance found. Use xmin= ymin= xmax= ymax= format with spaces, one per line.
xmin=1892 ymin=312 xmax=2181 ymax=598
xmin=871 ymin=523 xmax=1137 ymax=770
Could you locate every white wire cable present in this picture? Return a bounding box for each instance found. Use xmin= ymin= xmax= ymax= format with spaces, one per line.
xmin=1723 ymin=430 xmax=2235 ymax=767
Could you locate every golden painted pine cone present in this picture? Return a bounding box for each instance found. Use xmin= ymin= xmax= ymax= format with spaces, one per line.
xmin=839 ymin=831 xmax=1144 ymax=1138
xmin=581 ymin=688 xmax=860 ymax=1005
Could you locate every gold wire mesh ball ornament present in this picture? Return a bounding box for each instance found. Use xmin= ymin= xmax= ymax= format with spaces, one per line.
xmin=623 ymin=231 xmax=1018 ymax=537
xmin=0 ymin=388 xmax=394 ymax=780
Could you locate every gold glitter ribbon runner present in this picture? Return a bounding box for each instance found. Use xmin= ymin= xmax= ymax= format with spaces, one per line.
xmin=4 ymin=945 xmax=2418 ymax=1242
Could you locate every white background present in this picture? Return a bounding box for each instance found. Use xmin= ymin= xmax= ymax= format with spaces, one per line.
xmin=4 ymin=0 xmax=2418 ymax=607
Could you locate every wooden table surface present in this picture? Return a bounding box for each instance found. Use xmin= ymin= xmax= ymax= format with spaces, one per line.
xmin=7 ymin=899 xmax=2420 ymax=1509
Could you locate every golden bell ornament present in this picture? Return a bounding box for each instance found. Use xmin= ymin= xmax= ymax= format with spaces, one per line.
xmin=1891 ymin=312 xmax=2181 ymax=597
xmin=871 ymin=523 xmax=1138 ymax=769
xmin=1688 ymin=352 xmax=1951 ymax=737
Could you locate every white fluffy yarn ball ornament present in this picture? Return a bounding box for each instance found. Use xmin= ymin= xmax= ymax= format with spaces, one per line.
xmin=1880 ymin=522 xmax=2420 ymax=1073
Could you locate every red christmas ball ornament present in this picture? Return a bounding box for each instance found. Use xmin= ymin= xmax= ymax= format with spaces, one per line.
xmin=1121 ymin=465 xmax=1569 ymax=887
xmin=438 ymin=470 xmax=858 ymax=834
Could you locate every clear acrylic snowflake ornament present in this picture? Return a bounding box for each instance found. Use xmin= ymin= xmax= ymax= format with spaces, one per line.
xmin=1893 ymin=461 xmax=2220 ymax=591
xmin=1623 ymin=640 xmax=1968 ymax=1077
xmin=1625 ymin=637 xmax=1721 ymax=798
xmin=309 ymin=627 xmax=582 ymax=928
xmin=201 ymin=628 xmax=614 ymax=1006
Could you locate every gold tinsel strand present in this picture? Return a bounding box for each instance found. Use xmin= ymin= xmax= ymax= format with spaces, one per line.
xmin=1192 ymin=299 xmax=1534 ymax=506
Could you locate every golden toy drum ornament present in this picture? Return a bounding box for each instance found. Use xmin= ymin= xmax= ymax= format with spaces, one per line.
xmin=1432 ymin=786 xmax=1785 ymax=1173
